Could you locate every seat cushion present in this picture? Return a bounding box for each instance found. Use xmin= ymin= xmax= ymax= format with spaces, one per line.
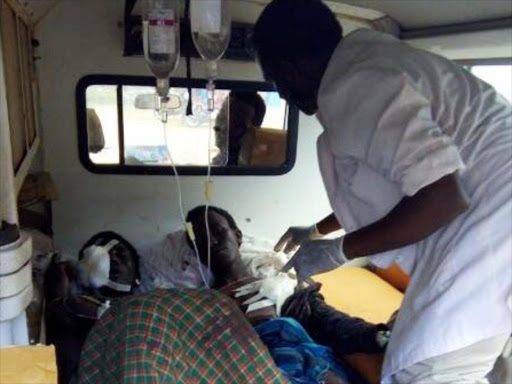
xmin=314 ymin=266 xmax=403 ymax=325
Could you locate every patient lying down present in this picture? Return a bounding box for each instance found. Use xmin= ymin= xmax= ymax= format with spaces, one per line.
xmin=187 ymin=206 xmax=390 ymax=341
xmin=52 ymin=207 xmax=389 ymax=384
xmin=186 ymin=206 xmax=392 ymax=383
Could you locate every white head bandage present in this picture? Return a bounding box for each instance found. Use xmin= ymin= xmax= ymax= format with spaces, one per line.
xmin=79 ymin=240 xmax=132 ymax=292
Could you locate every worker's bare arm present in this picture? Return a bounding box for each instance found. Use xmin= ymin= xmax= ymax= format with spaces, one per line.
xmin=343 ymin=172 xmax=469 ymax=259
xmin=316 ymin=212 xmax=342 ymax=235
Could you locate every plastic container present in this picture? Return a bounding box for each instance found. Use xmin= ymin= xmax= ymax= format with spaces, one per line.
xmin=190 ymin=0 xmax=231 ymax=81
xmin=143 ymin=0 xmax=181 ymax=98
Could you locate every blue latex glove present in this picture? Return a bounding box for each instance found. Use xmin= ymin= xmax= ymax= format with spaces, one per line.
xmin=282 ymin=237 xmax=347 ymax=281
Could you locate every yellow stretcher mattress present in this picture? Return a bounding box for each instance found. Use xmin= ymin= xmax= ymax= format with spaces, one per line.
xmin=314 ymin=266 xmax=405 ymax=384
xmin=314 ymin=266 xmax=404 ymax=324
xmin=0 ymin=345 xmax=57 ymax=384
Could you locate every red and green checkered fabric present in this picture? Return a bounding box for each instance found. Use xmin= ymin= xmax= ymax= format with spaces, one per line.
xmin=76 ymin=289 xmax=288 ymax=384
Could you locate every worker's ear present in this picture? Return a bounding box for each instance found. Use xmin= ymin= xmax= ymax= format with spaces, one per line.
xmin=235 ymin=229 xmax=243 ymax=247
xmin=278 ymin=57 xmax=320 ymax=93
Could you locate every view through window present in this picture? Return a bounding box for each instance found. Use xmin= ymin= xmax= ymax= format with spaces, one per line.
xmin=471 ymin=65 xmax=512 ymax=103
xmin=85 ymin=85 xmax=287 ymax=167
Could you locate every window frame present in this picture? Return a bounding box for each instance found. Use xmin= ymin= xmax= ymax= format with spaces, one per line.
xmin=76 ymin=74 xmax=299 ymax=176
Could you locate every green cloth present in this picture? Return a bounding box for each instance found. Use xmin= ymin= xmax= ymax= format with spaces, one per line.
xmin=76 ymin=289 xmax=288 ymax=383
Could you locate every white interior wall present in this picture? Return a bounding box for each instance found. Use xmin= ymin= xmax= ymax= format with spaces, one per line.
xmin=36 ymin=0 xmax=368 ymax=257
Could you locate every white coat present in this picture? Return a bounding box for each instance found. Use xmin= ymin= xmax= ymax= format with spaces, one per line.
xmin=316 ymin=29 xmax=512 ymax=382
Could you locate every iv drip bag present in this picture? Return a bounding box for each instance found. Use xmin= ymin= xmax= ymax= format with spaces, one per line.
xmin=190 ymin=0 xmax=231 ymax=80
xmin=143 ymin=0 xmax=180 ymax=98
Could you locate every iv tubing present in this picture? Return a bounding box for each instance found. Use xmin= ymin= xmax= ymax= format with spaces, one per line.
xmin=204 ymin=90 xmax=214 ymax=275
xmin=207 ymin=79 xmax=215 ymax=112
xmin=162 ymin=121 xmax=210 ymax=288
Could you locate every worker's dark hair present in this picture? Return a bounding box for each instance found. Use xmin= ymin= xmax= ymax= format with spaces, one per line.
xmin=186 ymin=206 xmax=239 ymax=231
xmin=253 ymin=0 xmax=342 ymax=67
xmin=230 ymin=91 xmax=266 ymax=127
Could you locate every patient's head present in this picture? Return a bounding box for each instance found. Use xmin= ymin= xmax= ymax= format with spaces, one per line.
xmin=186 ymin=206 xmax=247 ymax=286
xmin=78 ymin=231 xmax=141 ymax=297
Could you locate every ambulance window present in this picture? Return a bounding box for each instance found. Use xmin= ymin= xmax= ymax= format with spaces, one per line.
xmin=76 ymin=75 xmax=298 ymax=176
xmin=85 ymin=85 xmax=119 ymax=164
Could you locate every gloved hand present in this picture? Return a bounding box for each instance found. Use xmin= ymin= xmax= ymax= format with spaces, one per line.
xmin=282 ymin=237 xmax=348 ymax=281
xmin=274 ymin=225 xmax=324 ymax=254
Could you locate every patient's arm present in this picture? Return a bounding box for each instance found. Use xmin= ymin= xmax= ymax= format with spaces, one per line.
xmin=283 ymin=286 xmax=389 ymax=355
xmin=316 ymin=213 xmax=342 ymax=235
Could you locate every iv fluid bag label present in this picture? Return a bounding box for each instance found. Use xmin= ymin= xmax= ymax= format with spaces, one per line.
xmin=148 ymin=9 xmax=176 ymax=54
xmin=191 ymin=0 xmax=221 ymax=34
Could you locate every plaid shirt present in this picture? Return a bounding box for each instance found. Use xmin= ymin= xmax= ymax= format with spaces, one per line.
xmin=76 ymin=289 xmax=288 ymax=384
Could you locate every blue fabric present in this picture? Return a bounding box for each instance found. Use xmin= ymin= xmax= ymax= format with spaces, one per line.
xmin=255 ymin=317 xmax=350 ymax=384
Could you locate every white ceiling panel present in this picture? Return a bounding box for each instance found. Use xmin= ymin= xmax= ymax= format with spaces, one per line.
xmin=19 ymin=0 xmax=512 ymax=29
xmin=333 ymin=0 xmax=512 ymax=29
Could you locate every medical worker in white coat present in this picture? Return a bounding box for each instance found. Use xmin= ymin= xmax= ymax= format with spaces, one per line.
xmin=253 ymin=0 xmax=512 ymax=383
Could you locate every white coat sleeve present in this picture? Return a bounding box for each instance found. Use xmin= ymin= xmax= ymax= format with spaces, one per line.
xmin=324 ymin=67 xmax=465 ymax=196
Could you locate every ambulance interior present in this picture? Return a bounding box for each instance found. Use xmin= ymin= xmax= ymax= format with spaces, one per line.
xmin=0 ymin=0 xmax=511 ymax=383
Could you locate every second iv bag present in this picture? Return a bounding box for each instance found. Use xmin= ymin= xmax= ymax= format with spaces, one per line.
xmin=190 ymin=0 xmax=231 ymax=81
xmin=143 ymin=0 xmax=180 ymax=98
